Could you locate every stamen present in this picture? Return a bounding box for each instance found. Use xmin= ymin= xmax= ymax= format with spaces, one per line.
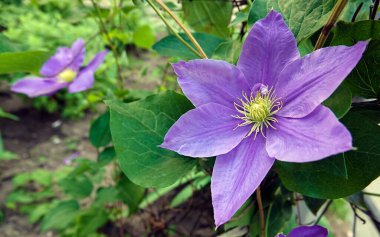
xmin=233 ymin=86 xmax=282 ymax=138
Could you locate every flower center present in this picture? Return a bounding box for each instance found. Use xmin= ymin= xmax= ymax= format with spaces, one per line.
xmin=58 ymin=69 xmax=77 ymax=83
xmin=233 ymin=86 xmax=282 ymax=138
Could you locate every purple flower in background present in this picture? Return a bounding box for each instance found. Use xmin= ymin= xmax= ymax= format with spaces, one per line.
xmin=276 ymin=225 xmax=328 ymax=237
xmin=11 ymin=39 xmax=108 ymax=97
xmin=161 ymin=10 xmax=367 ymax=226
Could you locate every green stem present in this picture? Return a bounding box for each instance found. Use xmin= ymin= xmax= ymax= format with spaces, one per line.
xmin=146 ymin=0 xmax=203 ymax=58
xmin=256 ymin=187 xmax=265 ymax=237
xmin=362 ymin=191 xmax=380 ymax=197
xmin=155 ymin=0 xmax=208 ymax=59
xmin=90 ymin=0 xmax=124 ymax=89
xmin=314 ymin=0 xmax=348 ymax=50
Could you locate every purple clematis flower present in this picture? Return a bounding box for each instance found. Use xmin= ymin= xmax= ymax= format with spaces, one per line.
xmin=160 ymin=11 xmax=367 ymax=226
xmin=11 ymin=39 xmax=108 ymax=97
xmin=276 ymin=225 xmax=328 ymax=237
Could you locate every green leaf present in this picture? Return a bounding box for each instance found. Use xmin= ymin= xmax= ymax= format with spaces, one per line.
xmin=170 ymin=175 xmax=210 ymax=208
xmin=0 ymin=51 xmax=51 ymax=75
xmin=41 ymin=200 xmax=79 ymax=231
xmin=94 ymin=187 xmax=120 ymax=207
xmin=133 ymin=25 xmax=155 ymax=49
xmin=152 ymin=33 xmax=225 ymax=59
xmin=89 ymin=111 xmax=112 ymax=148
xmin=303 ymin=196 xmax=326 ymax=215
xmin=59 ymin=175 xmax=93 ymax=199
xmin=212 ymin=40 xmax=242 ymax=63
xmin=248 ymin=0 xmax=336 ymax=42
xmin=31 ymin=169 xmax=52 ymax=187
xmin=182 ymin=0 xmax=233 ymax=38
xmin=98 ymin=146 xmax=116 ymax=166
xmin=117 ymin=175 xmax=145 ymax=214
xmin=265 ymin=195 xmax=292 ymax=237
xmin=0 ymin=34 xmax=21 ymax=53
xmin=0 ymin=108 xmax=19 ymax=121
xmin=277 ymin=107 xmax=380 ymax=199
xmin=323 ymin=83 xmax=352 ymax=119
xmin=331 ymin=21 xmax=380 ymax=98
xmin=75 ymin=208 xmax=108 ymax=236
xmin=107 ymin=91 xmax=197 ymax=188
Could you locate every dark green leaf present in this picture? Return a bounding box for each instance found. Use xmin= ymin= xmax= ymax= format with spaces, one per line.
xmin=303 ymin=196 xmax=326 ymax=215
xmin=107 ymin=91 xmax=197 ymax=188
xmin=41 ymin=200 xmax=79 ymax=231
xmin=59 ymin=175 xmax=93 ymax=199
xmin=277 ymin=108 xmax=380 ymax=199
xmin=153 ymin=33 xmax=225 ymax=59
xmin=323 ymin=83 xmax=352 ymax=119
xmin=117 ymin=175 xmax=145 ymax=214
xmin=331 ymin=21 xmax=380 ymax=98
xmin=98 ymin=146 xmax=116 ymax=166
xmin=89 ymin=111 xmax=112 ymax=148
xmin=0 ymin=51 xmax=51 ymax=75
xmin=265 ymin=195 xmax=292 ymax=237
xmin=182 ymin=0 xmax=233 ymax=38
xmin=75 ymin=208 xmax=108 ymax=236
xmin=248 ymin=0 xmax=336 ymax=42
xmin=94 ymin=187 xmax=120 ymax=206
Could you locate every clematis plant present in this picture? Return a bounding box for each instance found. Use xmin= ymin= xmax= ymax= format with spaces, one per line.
xmin=11 ymin=39 xmax=108 ymax=97
xmin=160 ymin=11 xmax=367 ymax=226
xmin=276 ymin=225 xmax=328 ymax=237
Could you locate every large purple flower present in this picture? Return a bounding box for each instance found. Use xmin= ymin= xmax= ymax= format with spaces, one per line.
xmin=161 ymin=11 xmax=367 ymax=226
xmin=11 ymin=39 xmax=108 ymax=97
xmin=276 ymin=225 xmax=328 ymax=237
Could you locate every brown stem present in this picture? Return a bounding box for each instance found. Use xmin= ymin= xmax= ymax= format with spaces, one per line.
xmin=256 ymin=186 xmax=265 ymax=237
xmin=314 ymin=0 xmax=349 ymax=50
xmin=155 ymin=0 xmax=208 ymax=59
xmin=371 ymin=0 xmax=380 ymax=20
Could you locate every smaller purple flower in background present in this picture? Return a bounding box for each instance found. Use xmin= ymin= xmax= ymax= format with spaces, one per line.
xmin=276 ymin=225 xmax=328 ymax=237
xmin=11 ymin=39 xmax=108 ymax=97
xmin=161 ymin=10 xmax=367 ymax=227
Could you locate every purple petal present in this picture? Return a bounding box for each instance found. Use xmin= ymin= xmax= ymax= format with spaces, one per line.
xmin=237 ymin=10 xmax=299 ymax=88
xmin=288 ymin=225 xmax=328 ymax=237
xmin=173 ymin=59 xmax=250 ymax=109
xmin=276 ymin=41 xmax=367 ymax=118
xmin=211 ymin=136 xmax=275 ymax=227
xmin=160 ymin=103 xmax=249 ymax=157
xmin=266 ymin=106 xmax=352 ymax=163
xmin=11 ymin=77 xmax=67 ymax=97
xmin=40 ymin=39 xmax=85 ymax=77
xmin=68 ymin=50 xmax=108 ymax=93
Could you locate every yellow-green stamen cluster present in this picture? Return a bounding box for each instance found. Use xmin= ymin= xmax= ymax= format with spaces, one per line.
xmin=58 ymin=69 xmax=77 ymax=83
xmin=233 ymin=87 xmax=282 ymax=138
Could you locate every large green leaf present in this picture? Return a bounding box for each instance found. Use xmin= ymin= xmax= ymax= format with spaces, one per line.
xmin=182 ymin=0 xmax=233 ymax=38
xmin=248 ymin=0 xmax=336 ymax=42
xmin=331 ymin=21 xmax=380 ymax=98
xmin=107 ymin=91 xmax=197 ymax=188
xmin=0 ymin=51 xmax=50 ymax=75
xmin=153 ymin=32 xmax=225 ymax=59
xmin=277 ymin=107 xmax=380 ymax=199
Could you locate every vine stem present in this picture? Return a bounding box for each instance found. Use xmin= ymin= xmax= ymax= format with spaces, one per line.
xmin=256 ymin=186 xmax=265 ymax=237
xmin=371 ymin=0 xmax=380 ymax=20
xmin=146 ymin=0 xmax=203 ymax=58
xmin=90 ymin=0 xmax=124 ymax=89
xmin=154 ymin=0 xmax=208 ymax=59
xmin=314 ymin=0 xmax=348 ymax=50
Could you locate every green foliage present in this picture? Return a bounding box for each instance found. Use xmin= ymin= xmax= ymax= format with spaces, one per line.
xmin=182 ymin=0 xmax=233 ymax=38
xmin=153 ymin=32 xmax=225 ymax=59
xmin=133 ymin=25 xmax=155 ymax=49
xmin=0 ymin=51 xmax=51 ymax=75
xmin=331 ymin=20 xmax=380 ymax=98
xmin=41 ymin=200 xmax=80 ymax=231
xmin=107 ymin=91 xmax=198 ymax=188
xmin=248 ymin=0 xmax=336 ymax=42
xmin=323 ymin=83 xmax=352 ymax=119
xmin=90 ymin=111 xmax=112 ymax=148
xmin=277 ymin=108 xmax=380 ymax=199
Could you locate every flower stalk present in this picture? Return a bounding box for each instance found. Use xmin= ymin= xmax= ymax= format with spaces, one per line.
xmin=314 ymin=0 xmax=348 ymax=50
xmin=256 ymin=186 xmax=265 ymax=237
xmin=154 ymin=0 xmax=208 ymax=59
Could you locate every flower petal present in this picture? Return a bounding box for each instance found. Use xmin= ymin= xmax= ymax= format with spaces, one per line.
xmin=173 ymin=59 xmax=250 ymax=109
xmin=288 ymin=225 xmax=328 ymax=237
xmin=277 ymin=41 xmax=367 ymax=118
xmin=68 ymin=50 xmax=108 ymax=93
xmin=237 ymin=10 xmax=299 ymax=88
xmin=11 ymin=77 xmax=67 ymax=97
xmin=160 ymin=103 xmax=248 ymax=157
xmin=211 ymin=136 xmax=275 ymax=227
xmin=266 ymin=106 xmax=352 ymax=163
xmin=40 ymin=39 xmax=85 ymax=77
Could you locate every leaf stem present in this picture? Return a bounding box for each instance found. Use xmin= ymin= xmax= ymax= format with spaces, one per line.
xmin=371 ymin=0 xmax=380 ymax=20
xmin=154 ymin=0 xmax=208 ymax=59
xmin=314 ymin=0 xmax=348 ymax=50
xmin=314 ymin=200 xmax=333 ymax=225
xmin=256 ymin=186 xmax=265 ymax=237
xmin=146 ymin=0 xmax=203 ymax=58
xmin=362 ymin=191 xmax=380 ymax=197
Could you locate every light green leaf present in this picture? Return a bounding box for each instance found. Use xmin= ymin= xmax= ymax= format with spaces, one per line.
xmin=133 ymin=25 xmax=155 ymax=49
xmin=59 ymin=175 xmax=93 ymax=199
xmin=0 ymin=108 xmax=19 ymax=121
xmin=182 ymin=0 xmax=233 ymax=38
xmin=107 ymin=91 xmax=197 ymax=188
xmin=41 ymin=200 xmax=79 ymax=231
xmin=248 ymin=0 xmax=336 ymax=42
xmin=0 ymin=51 xmax=50 ymax=75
